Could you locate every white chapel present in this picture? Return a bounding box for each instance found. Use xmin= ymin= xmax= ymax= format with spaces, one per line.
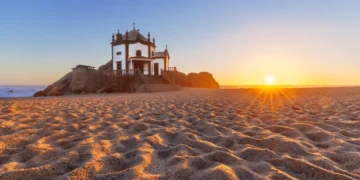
xmin=111 ymin=24 xmax=171 ymax=76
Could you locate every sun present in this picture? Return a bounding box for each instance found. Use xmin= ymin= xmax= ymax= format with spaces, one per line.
xmin=265 ymin=75 xmax=275 ymax=85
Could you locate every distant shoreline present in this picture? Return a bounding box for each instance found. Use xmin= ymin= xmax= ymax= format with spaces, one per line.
xmin=1 ymin=86 xmax=360 ymax=99
xmin=0 ymin=85 xmax=46 ymax=87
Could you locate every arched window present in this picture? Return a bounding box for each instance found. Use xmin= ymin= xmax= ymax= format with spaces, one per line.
xmin=136 ymin=50 xmax=142 ymax=57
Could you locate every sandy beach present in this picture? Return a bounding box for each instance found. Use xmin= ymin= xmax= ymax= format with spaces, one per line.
xmin=1 ymin=87 xmax=360 ymax=179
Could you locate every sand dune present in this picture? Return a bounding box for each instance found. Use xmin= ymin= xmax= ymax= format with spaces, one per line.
xmin=1 ymin=87 xmax=360 ymax=179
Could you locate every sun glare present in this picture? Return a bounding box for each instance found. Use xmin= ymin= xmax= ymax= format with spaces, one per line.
xmin=265 ymin=75 xmax=275 ymax=85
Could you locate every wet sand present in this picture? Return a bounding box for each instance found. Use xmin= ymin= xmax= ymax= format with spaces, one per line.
xmin=1 ymin=87 xmax=360 ymax=179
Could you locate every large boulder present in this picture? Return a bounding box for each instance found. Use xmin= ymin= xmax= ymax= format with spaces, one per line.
xmin=187 ymin=72 xmax=220 ymax=88
xmin=33 ymin=72 xmax=73 ymax=97
xmin=33 ymin=70 xmax=142 ymax=97
xmin=173 ymin=71 xmax=219 ymax=89
xmin=33 ymin=91 xmax=47 ymax=97
xmin=33 ymin=62 xmax=220 ymax=97
xmin=173 ymin=71 xmax=191 ymax=87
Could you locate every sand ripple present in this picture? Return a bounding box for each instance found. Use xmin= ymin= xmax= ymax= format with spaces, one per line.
xmin=1 ymin=88 xmax=360 ymax=179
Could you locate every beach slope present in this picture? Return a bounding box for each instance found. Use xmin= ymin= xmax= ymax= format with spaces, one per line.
xmin=1 ymin=88 xmax=360 ymax=179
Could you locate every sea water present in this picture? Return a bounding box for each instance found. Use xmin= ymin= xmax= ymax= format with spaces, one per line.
xmin=0 ymin=85 xmax=45 ymax=98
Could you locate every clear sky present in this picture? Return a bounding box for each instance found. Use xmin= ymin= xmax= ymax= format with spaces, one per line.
xmin=1 ymin=0 xmax=360 ymax=86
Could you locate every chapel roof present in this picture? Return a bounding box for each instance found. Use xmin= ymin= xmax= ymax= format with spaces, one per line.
xmin=153 ymin=50 xmax=170 ymax=59
xmin=153 ymin=52 xmax=166 ymax=57
xmin=123 ymin=29 xmax=148 ymax=41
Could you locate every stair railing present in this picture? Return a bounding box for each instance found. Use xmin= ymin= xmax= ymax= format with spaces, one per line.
xmin=161 ymin=69 xmax=174 ymax=84
xmin=136 ymin=69 xmax=148 ymax=84
xmin=135 ymin=69 xmax=151 ymax=92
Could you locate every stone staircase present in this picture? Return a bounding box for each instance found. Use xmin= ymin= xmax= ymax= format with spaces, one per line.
xmin=135 ymin=69 xmax=151 ymax=92
xmin=149 ymin=76 xmax=168 ymax=84
xmin=148 ymin=84 xmax=181 ymax=92
xmin=161 ymin=69 xmax=175 ymax=84
xmin=135 ymin=69 xmax=181 ymax=93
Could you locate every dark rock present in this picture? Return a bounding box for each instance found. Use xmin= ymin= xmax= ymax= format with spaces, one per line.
xmin=188 ymin=72 xmax=220 ymax=88
xmin=174 ymin=71 xmax=219 ymax=89
xmin=33 ymin=61 xmax=219 ymax=97
xmin=173 ymin=71 xmax=191 ymax=87
xmin=33 ymin=91 xmax=47 ymax=97
xmin=33 ymin=72 xmax=72 ymax=97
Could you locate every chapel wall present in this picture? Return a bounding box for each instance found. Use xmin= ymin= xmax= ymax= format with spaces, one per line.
xmin=151 ymin=58 xmax=164 ymax=75
xmin=129 ymin=43 xmax=148 ymax=57
xmin=113 ymin=44 xmax=126 ymax=70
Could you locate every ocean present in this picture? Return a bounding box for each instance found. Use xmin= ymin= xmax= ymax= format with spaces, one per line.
xmin=0 ymin=85 xmax=46 ymax=98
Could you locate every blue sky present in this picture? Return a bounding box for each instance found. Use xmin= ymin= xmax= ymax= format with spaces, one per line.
xmin=1 ymin=0 xmax=360 ymax=85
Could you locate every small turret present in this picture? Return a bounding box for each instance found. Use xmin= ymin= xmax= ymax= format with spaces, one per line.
xmin=148 ymin=32 xmax=150 ymax=41
xmin=116 ymin=30 xmax=122 ymax=41
xmin=136 ymin=29 xmax=140 ymax=40
xmin=126 ymin=30 xmax=129 ymax=40
xmin=112 ymin=33 xmax=115 ymax=42
xmin=153 ymin=37 xmax=155 ymax=44
xmin=165 ymin=44 xmax=168 ymax=55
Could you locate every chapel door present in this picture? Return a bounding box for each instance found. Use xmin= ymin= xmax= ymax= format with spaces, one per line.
xmin=154 ymin=63 xmax=159 ymax=76
xmin=116 ymin=61 xmax=122 ymax=70
xmin=134 ymin=61 xmax=144 ymax=74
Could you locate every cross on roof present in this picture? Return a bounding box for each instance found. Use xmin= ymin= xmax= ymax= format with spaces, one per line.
xmin=133 ymin=23 xmax=136 ymax=30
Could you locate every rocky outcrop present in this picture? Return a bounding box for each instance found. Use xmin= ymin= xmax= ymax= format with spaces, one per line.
xmin=173 ymin=71 xmax=191 ymax=87
xmin=33 ymin=65 xmax=219 ymax=97
xmin=33 ymin=91 xmax=47 ymax=97
xmin=33 ymin=70 xmax=141 ymax=97
xmin=187 ymin=72 xmax=220 ymax=88
xmin=173 ymin=71 xmax=219 ymax=89
xmin=39 ymin=72 xmax=73 ymax=96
